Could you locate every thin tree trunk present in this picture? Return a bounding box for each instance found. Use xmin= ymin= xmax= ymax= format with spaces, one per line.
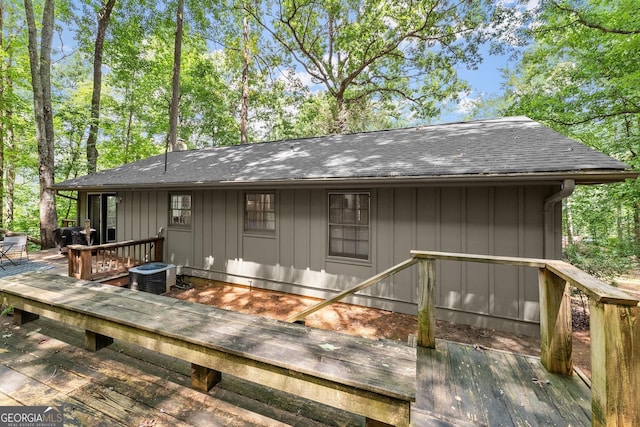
xmin=4 ymin=52 xmax=14 ymax=229
xmin=634 ymin=202 xmax=640 ymax=256
xmin=124 ymin=104 xmax=133 ymax=163
xmin=240 ymin=7 xmax=249 ymax=144
xmin=86 ymin=0 xmax=116 ymax=174
xmin=564 ymin=198 xmax=574 ymax=245
xmin=24 ymin=0 xmax=58 ymax=248
xmin=167 ymin=0 xmax=184 ymax=152
xmin=0 ymin=0 xmax=5 ymax=229
xmin=2 ymin=73 xmax=15 ymax=230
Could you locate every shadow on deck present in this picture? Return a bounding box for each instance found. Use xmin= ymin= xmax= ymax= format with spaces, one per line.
xmin=0 ymin=249 xmax=593 ymax=426
xmin=0 ymin=316 xmax=591 ymax=426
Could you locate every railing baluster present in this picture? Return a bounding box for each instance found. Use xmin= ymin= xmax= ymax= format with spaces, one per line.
xmin=66 ymin=238 xmax=164 ymax=281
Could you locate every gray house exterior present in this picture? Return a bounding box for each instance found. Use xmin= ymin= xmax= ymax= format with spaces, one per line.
xmin=54 ymin=117 xmax=636 ymax=335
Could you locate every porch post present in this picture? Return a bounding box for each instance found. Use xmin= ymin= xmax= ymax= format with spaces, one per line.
xmin=154 ymin=237 xmax=164 ymax=262
xmin=538 ymin=267 xmax=573 ymax=375
xmin=590 ymin=301 xmax=640 ymax=427
xmin=417 ymin=258 xmax=436 ymax=348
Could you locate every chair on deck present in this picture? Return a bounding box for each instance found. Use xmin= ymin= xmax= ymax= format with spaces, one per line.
xmin=1 ymin=235 xmax=29 ymax=265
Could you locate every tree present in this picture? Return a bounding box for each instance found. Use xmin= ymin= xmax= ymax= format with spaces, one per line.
xmin=24 ymin=0 xmax=58 ymax=248
xmin=85 ymin=0 xmax=116 ymax=174
xmin=501 ymin=0 xmax=640 ymax=255
xmin=239 ymin=3 xmax=249 ymax=144
xmin=248 ymin=0 xmax=513 ymax=133
xmin=167 ymin=0 xmax=184 ymax=152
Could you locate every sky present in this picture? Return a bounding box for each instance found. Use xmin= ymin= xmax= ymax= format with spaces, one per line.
xmin=55 ymin=1 xmax=528 ymax=129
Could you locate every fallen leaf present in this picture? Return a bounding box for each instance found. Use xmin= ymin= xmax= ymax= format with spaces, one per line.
xmin=319 ymin=343 xmax=341 ymax=351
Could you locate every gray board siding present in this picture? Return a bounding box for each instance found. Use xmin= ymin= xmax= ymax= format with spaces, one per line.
xmin=109 ymin=183 xmax=555 ymax=336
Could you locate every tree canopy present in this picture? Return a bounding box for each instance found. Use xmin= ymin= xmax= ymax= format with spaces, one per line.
xmin=0 ymin=0 xmax=637 ymax=256
xmin=499 ymin=0 xmax=640 ymax=262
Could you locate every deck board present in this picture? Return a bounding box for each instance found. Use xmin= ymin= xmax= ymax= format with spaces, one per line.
xmin=2 ymin=273 xmax=416 ymax=403
xmin=1 ymin=270 xmax=593 ymax=426
xmin=415 ymin=340 xmax=591 ymax=427
xmin=1 ymin=316 xmax=354 ymax=426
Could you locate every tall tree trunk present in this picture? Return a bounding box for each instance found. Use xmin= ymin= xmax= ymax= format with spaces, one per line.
xmin=24 ymin=0 xmax=58 ymax=248
xmin=167 ymin=0 xmax=183 ymax=152
xmin=333 ymin=96 xmax=348 ymax=134
xmin=0 ymin=0 xmax=5 ymax=229
xmin=86 ymin=0 xmax=116 ymax=174
xmin=635 ymin=201 xmax=640 ymax=257
xmin=1 ymin=71 xmax=15 ymax=230
xmin=240 ymin=7 xmax=249 ymax=144
xmin=3 ymin=45 xmax=15 ymax=229
xmin=564 ymin=198 xmax=574 ymax=245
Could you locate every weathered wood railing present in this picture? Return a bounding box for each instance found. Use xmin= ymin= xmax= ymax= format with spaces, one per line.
xmin=68 ymin=237 xmax=164 ymax=281
xmin=287 ymin=250 xmax=640 ymax=427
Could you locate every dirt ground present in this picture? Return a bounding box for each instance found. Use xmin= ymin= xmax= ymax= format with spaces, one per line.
xmin=166 ymin=278 xmax=600 ymax=379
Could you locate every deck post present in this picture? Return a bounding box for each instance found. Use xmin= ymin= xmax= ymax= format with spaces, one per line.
xmin=538 ymin=267 xmax=572 ymax=375
xmin=191 ymin=364 xmax=222 ymax=392
xmin=154 ymin=238 xmax=164 ymax=262
xmin=85 ymin=330 xmax=114 ymax=352
xmin=590 ymin=301 xmax=640 ymax=427
xmin=417 ymin=258 xmax=436 ymax=348
xmin=68 ymin=246 xmax=93 ymax=280
xmin=13 ymin=308 xmax=39 ymax=325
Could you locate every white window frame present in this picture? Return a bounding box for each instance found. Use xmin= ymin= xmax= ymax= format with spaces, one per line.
xmin=244 ymin=192 xmax=276 ymax=233
xmin=328 ymin=192 xmax=370 ymax=260
xmin=169 ymin=193 xmax=192 ymax=227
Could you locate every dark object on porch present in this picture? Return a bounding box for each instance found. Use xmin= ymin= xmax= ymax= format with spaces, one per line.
xmin=53 ymin=227 xmax=97 ymax=252
xmin=129 ymin=262 xmax=176 ymax=294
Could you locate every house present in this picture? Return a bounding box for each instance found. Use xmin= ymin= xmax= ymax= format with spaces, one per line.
xmin=53 ymin=117 xmax=636 ymax=335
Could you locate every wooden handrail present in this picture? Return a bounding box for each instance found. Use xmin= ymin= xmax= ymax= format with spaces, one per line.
xmin=286 ymin=249 xmax=639 ymax=426
xmin=285 ymin=258 xmax=418 ymax=323
xmin=67 ymin=237 xmax=164 ymax=281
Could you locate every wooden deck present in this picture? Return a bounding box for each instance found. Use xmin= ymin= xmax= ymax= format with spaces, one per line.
xmin=414 ymin=342 xmax=591 ymax=426
xmin=0 ymin=250 xmax=593 ymax=426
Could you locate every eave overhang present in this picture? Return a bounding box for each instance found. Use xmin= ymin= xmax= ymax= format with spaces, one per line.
xmin=52 ymin=170 xmax=638 ymax=193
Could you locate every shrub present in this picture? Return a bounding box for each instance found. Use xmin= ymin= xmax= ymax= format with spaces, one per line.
xmin=564 ymin=240 xmax=636 ymax=282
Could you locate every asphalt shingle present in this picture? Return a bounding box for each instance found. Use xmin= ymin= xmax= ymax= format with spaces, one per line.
xmin=54 ymin=116 xmax=633 ymax=190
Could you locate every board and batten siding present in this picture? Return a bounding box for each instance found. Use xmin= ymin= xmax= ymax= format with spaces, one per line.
xmin=106 ymin=184 xmax=557 ymax=336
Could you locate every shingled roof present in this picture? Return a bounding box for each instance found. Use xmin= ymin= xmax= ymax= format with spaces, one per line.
xmin=53 ymin=116 xmax=635 ymax=191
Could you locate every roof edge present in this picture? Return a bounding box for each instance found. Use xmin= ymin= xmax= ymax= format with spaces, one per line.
xmin=52 ymin=170 xmax=638 ymax=192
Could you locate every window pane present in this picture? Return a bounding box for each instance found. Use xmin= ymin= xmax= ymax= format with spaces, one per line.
xmin=329 ymin=208 xmax=343 ymax=223
xmin=328 ymin=193 xmax=370 ymax=260
xmin=170 ymin=194 xmax=192 ymax=226
xmin=245 ymin=193 xmax=276 ymax=232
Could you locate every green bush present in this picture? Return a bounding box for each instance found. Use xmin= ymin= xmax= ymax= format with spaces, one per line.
xmin=564 ymin=240 xmax=636 ymax=282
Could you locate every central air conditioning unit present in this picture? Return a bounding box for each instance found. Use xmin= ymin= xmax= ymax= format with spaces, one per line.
xmin=128 ymin=262 xmax=176 ymax=295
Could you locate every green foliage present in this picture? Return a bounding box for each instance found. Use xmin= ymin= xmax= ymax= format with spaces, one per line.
xmin=1 ymin=305 xmax=13 ymax=317
xmin=251 ymin=0 xmax=521 ymax=133
xmin=495 ymin=0 xmax=640 ymax=267
xmin=564 ymin=240 xmax=636 ymax=282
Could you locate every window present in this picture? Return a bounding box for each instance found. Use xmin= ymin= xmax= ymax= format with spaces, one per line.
xmin=244 ymin=193 xmax=275 ymax=232
xmin=170 ymin=194 xmax=192 ymax=226
xmin=328 ymin=193 xmax=370 ymax=260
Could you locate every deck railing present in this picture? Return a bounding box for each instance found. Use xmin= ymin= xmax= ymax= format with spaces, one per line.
xmin=67 ymin=237 xmax=164 ymax=281
xmin=287 ymin=250 xmax=640 ymax=427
